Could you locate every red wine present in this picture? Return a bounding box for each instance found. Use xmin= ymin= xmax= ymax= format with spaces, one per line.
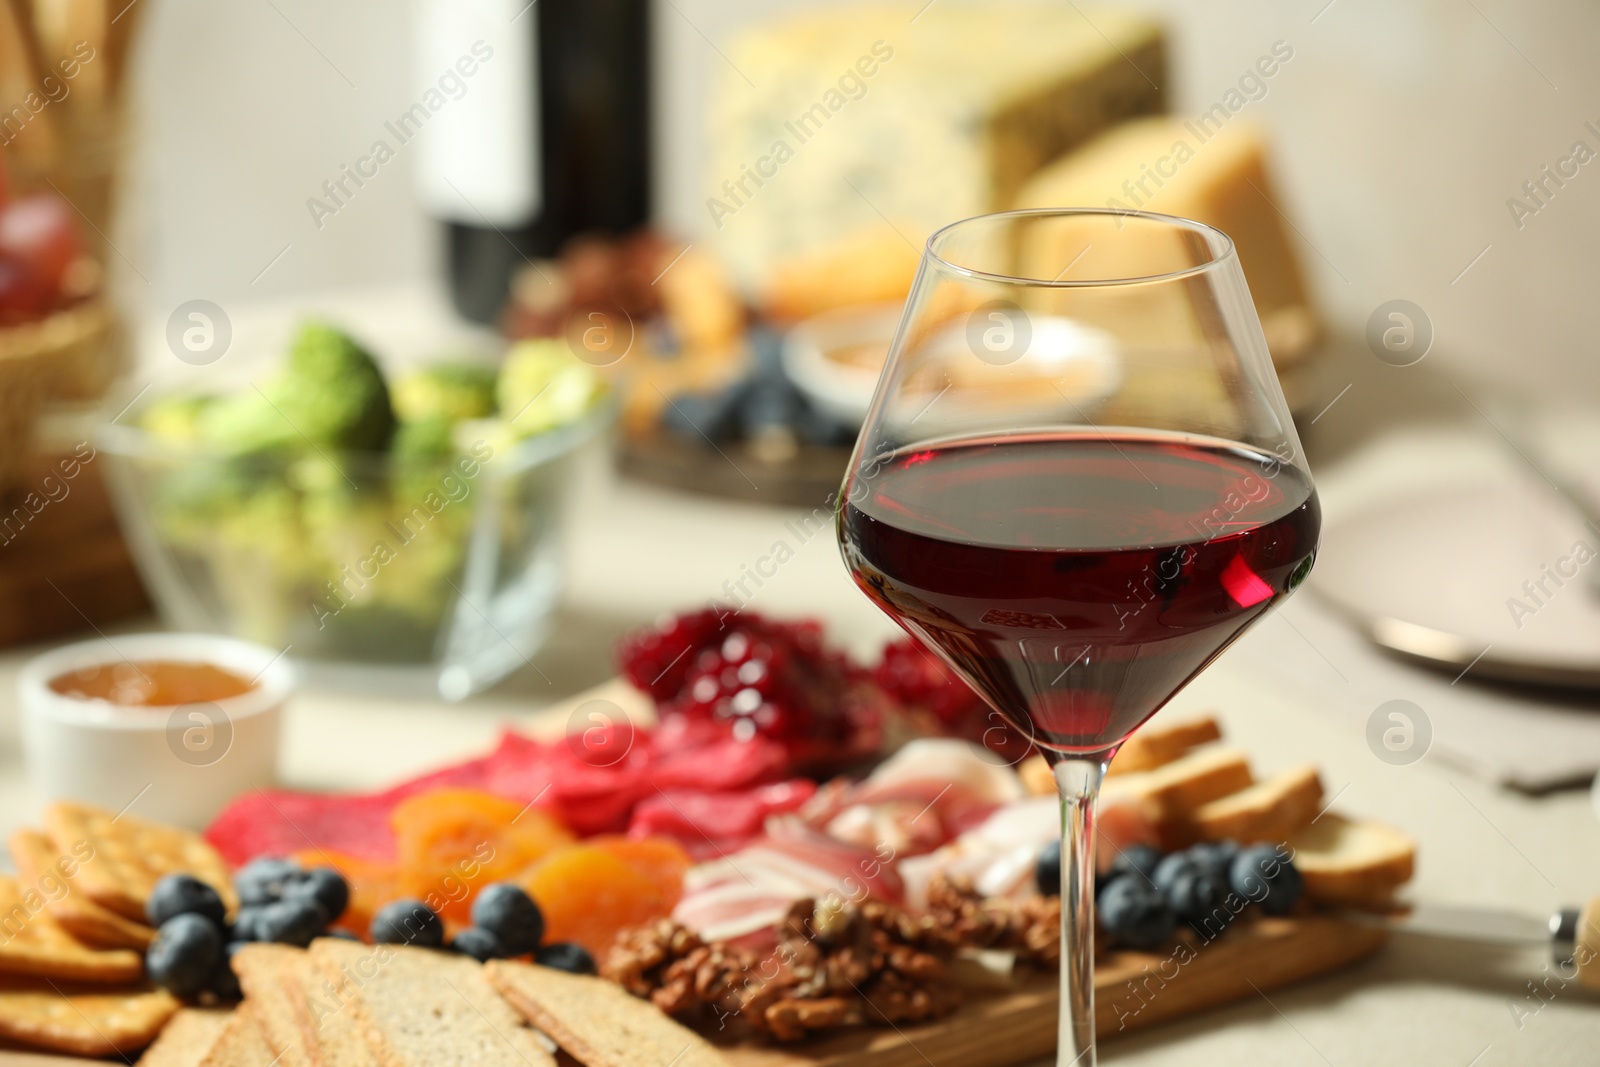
xmin=839 ymin=433 xmax=1319 ymax=756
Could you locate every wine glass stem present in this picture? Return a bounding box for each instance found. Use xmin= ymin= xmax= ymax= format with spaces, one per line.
xmin=1053 ymin=756 xmax=1107 ymax=1067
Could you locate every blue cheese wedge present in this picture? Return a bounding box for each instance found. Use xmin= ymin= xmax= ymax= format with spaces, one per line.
xmin=705 ymin=3 xmax=1165 ymax=288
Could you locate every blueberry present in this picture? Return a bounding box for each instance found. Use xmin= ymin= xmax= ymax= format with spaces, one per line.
xmin=208 ymin=956 xmax=242 ymax=1002
xmin=1035 ymin=839 xmax=1061 ymax=897
xmin=147 ymin=914 xmax=224 ymax=997
xmin=256 ymin=900 xmax=327 ymax=947
xmin=536 ymin=942 xmax=597 ymax=976
xmin=371 ymin=899 xmax=445 ymax=948
xmin=470 ymin=884 xmax=544 ymax=956
xmin=146 ymin=874 xmax=227 ymax=929
xmin=235 ymin=857 xmax=299 ymax=907
xmin=282 ymin=868 xmax=349 ymax=924
xmin=1109 ymin=844 xmax=1163 ymax=884
xmin=1188 ymin=840 xmax=1241 ymax=885
xmin=229 ymin=906 xmax=266 ymax=943
xmin=1229 ymin=844 xmax=1304 ymax=916
xmin=1151 ymin=853 xmax=1221 ymax=923
xmin=1096 ymin=877 xmax=1175 ymax=950
xmin=452 ymin=927 xmax=507 ymax=962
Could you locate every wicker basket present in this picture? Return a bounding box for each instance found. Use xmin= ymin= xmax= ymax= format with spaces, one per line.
xmin=0 ymin=300 xmax=113 ymax=497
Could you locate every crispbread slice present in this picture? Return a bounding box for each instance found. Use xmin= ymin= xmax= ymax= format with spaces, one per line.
xmin=45 ymin=801 xmax=238 ymax=923
xmin=1288 ymin=814 xmax=1416 ymax=910
xmin=0 ymin=977 xmax=178 ymax=1057
xmin=232 ymin=944 xmax=315 ymax=1067
xmin=201 ymin=1006 xmax=282 ymax=1067
xmin=1109 ymin=715 xmax=1224 ymax=776
xmin=232 ymin=942 xmax=384 ymax=1067
xmin=135 ymin=1006 xmax=233 ymax=1067
xmin=0 ymin=875 xmax=144 ymax=983
xmin=9 ymin=828 xmax=155 ymax=950
xmin=309 ymin=939 xmax=553 ymax=1067
xmin=1193 ymin=763 xmax=1324 ymax=844
xmin=487 ymin=961 xmax=731 ymax=1067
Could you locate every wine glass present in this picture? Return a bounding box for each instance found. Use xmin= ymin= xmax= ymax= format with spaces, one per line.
xmin=835 ymin=209 xmax=1319 ymax=1065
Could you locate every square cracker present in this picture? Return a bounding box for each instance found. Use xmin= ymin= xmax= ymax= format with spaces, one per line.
xmin=309 ymin=939 xmax=553 ymax=1067
xmin=0 ymin=976 xmax=178 ymax=1057
xmin=44 ymin=801 xmax=238 ymax=923
xmin=9 ymin=828 xmax=155 ymax=950
xmin=0 ymin=875 xmax=144 ymax=983
xmin=485 ymin=961 xmax=730 ymax=1067
xmin=233 ymin=942 xmax=378 ymax=1067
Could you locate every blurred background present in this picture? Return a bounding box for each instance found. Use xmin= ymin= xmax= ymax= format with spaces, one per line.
xmin=120 ymin=0 xmax=1600 ymax=392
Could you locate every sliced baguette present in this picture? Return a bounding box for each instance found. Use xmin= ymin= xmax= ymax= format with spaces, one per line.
xmin=309 ymin=940 xmax=553 ymax=1067
xmin=133 ymin=1006 xmax=232 ymax=1067
xmin=486 ymin=961 xmax=731 ymax=1067
xmin=1287 ymin=814 xmax=1416 ymax=910
xmin=1018 ymin=715 xmax=1226 ymax=796
xmin=1193 ymin=764 xmax=1323 ymax=844
xmin=1108 ymin=715 xmax=1223 ymax=776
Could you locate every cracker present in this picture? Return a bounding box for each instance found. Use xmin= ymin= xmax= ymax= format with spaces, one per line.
xmin=44 ymin=801 xmax=238 ymax=923
xmin=0 ymin=875 xmax=144 ymax=983
xmin=231 ymin=944 xmax=314 ymax=1067
xmin=136 ymin=1006 xmax=233 ymax=1067
xmin=202 ymin=1006 xmax=283 ymax=1067
xmin=9 ymin=828 xmax=155 ymax=950
xmin=310 ymin=939 xmax=552 ymax=1067
xmin=486 ymin=961 xmax=730 ymax=1067
xmin=0 ymin=976 xmax=179 ymax=1057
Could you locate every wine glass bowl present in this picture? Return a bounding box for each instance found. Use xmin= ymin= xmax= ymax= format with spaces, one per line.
xmin=835 ymin=209 xmax=1318 ymax=1065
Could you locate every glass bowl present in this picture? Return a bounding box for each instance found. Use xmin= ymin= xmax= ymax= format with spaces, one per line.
xmin=97 ymin=400 xmax=611 ymax=701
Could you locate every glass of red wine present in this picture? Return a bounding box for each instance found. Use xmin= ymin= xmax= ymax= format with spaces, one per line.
xmin=836 ymin=209 xmax=1319 ymax=1065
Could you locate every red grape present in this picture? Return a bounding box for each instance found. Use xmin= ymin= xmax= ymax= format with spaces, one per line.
xmin=0 ymin=194 xmax=81 ymax=296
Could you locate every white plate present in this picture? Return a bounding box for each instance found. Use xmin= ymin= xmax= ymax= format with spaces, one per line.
xmin=1311 ymin=482 xmax=1600 ymax=687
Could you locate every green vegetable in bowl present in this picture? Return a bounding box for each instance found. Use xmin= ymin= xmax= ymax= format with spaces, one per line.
xmin=394 ymin=363 xmax=498 ymax=425
xmin=497 ymin=340 xmax=608 ymax=439
xmin=279 ymin=321 xmax=397 ymax=452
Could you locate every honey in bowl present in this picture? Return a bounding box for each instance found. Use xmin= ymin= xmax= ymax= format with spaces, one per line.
xmin=49 ymin=661 xmax=256 ymax=707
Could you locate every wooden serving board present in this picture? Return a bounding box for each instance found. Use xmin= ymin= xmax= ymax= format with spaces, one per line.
xmin=722 ymin=915 xmax=1386 ymax=1067
xmin=0 ymin=915 xmax=1386 ymax=1067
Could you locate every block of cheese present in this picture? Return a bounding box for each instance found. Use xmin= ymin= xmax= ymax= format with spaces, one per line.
xmin=707 ymin=3 xmax=1165 ymax=292
xmin=1012 ymin=116 xmax=1319 ymax=365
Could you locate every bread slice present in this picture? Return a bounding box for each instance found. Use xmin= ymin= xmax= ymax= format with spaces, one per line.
xmin=44 ymin=801 xmax=237 ymax=923
xmin=0 ymin=976 xmax=179 ymax=1057
xmin=0 ymin=874 xmax=144 ymax=983
xmin=309 ymin=939 xmax=554 ymax=1067
xmin=1193 ymin=764 xmax=1323 ymax=844
xmin=1287 ymin=814 xmax=1416 ymax=910
xmin=9 ymin=828 xmax=155 ymax=950
xmin=136 ymin=1007 xmax=233 ymax=1067
xmin=231 ymin=944 xmax=315 ymax=1067
xmin=1109 ymin=716 xmax=1223 ymax=776
xmin=486 ymin=961 xmax=731 ymax=1067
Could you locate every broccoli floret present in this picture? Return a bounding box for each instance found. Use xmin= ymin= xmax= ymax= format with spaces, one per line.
xmin=140 ymin=393 xmax=218 ymax=445
xmin=276 ymin=321 xmax=397 ymax=452
xmin=496 ymin=340 xmax=606 ymax=438
xmin=393 ymin=363 xmax=498 ymax=425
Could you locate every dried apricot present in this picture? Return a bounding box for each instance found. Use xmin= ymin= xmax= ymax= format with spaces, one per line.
xmin=392 ymin=789 xmax=573 ymax=922
xmin=523 ymin=845 xmax=669 ymax=956
xmin=588 ymin=836 xmax=691 ymax=907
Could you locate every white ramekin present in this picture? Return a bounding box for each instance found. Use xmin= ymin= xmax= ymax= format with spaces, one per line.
xmin=18 ymin=633 xmax=292 ymax=829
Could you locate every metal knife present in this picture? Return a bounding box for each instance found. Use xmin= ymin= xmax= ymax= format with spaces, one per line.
xmin=1345 ymin=903 xmax=1584 ymax=965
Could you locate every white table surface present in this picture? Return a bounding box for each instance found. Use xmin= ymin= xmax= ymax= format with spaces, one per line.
xmin=4 ymin=344 xmax=1600 ymax=1063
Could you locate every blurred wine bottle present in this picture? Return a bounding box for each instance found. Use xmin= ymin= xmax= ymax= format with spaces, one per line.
xmin=412 ymin=0 xmax=651 ymax=324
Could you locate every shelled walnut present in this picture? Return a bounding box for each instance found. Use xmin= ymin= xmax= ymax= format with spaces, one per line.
xmin=603 ymin=879 xmax=1066 ymax=1042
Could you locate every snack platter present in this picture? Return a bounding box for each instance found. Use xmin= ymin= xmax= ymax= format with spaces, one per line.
xmin=0 ymin=611 xmax=1416 ymax=1065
